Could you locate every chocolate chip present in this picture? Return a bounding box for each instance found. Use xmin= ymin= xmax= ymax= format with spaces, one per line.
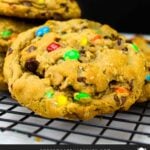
xmin=27 ymin=46 xmax=37 ymax=52
xmin=129 ymin=79 xmax=134 ymax=91
xmin=22 ymin=1 xmax=32 ymax=7
xmin=126 ymin=39 xmax=132 ymax=43
xmin=25 ymin=58 xmax=39 ymax=73
xmin=89 ymin=44 xmax=95 ymax=47
xmin=114 ymin=94 xmax=119 ymax=101
xmin=77 ymin=77 xmax=86 ymax=82
xmin=117 ymin=38 xmax=122 ymax=46
xmin=114 ymin=94 xmax=120 ymax=106
xmin=61 ymin=31 xmax=67 ymax=34
xmin=60 ymin=3 xmax=69 ymax=12
xmin=144 ymin=80 xmax=149 ymax=85
xmin=10 ymin=84 xmax=13 ymax=89
xmin=81 ymin=26 xmax=88 ymax=30
xmin=60 ymin=3 xmax=67 ymax=7
xmin=36 ymin=72 xmax=44 ymax=78
xmin=145 ymin=80 xmax=148 ymax=84
xmin=40 ymin=12 xmax=47 ymax=17
xmin=65 ymin=6 xmax=69 ymax=12
xmin=104 ymin=36 xmax=110 ymax=39
xmin=55 ymin=37 xmax=61 ymax=42
xmin=95 ymin=92 xmax=100 ymax=97
xmin=80 ymin=48 xmax=85 ymax=54
xmin=121 ymin=47 xmax=128 ymax=52
xmin=109 ymin=80 xmax=117 ymax=86
xmin=53 ymin=13 xmax=63 ymax=20
xmin=7 ymin=47 xmax=13 ymax=55
xmin=53 ymin=86 xmax=59 ymax=90
xmin=67 ymin=85 xmax=74 ymax=91
xmin=71 ymin=27 xmax=78 ymax=32
xmin=121 ymin=96 xmax=127 ymax=105
xmin=111 ymin=34 xmax=117 ymax=40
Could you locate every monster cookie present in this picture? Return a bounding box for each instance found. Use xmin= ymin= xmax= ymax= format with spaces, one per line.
xmin=131 ymin=36 xmax=150 ymax=102
xmin=4 ymin=19 xmax=146 ymax=120
xmin=0 ymin=53 xmax=7 ymax=90
xmin=0 ymin=16 xmax=36 ymax=52
xmin=0 ymin=0 xmax=81 ymax=20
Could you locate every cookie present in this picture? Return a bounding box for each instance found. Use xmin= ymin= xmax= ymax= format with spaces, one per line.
xmin=0 ymin=16 xmax=36 ymax=52
xmin=4 ymin=19 xmax=146 ymax=120
xmin=0 ymin=0 xmax=81 ymax=20
xmin=131 ymin=36 xmax=150 ymax=102
xmin=0 ymin=52 xmax=7 ymax=91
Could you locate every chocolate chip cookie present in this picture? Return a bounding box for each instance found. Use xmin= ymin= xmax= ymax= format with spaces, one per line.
xmin=0 ymin=0 xmax=81 ymax=19
xmin=0 ymin=16 xmax=36 ymax=52
xmin=131 ymin=36 xmax=150 ymax=102
xmin=4 ymin=19 xmax=146 ymax=120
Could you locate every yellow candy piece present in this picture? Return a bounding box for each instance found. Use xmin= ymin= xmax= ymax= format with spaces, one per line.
xmin=57 ymin=95 xmax=68 ymax=106
xmin=80 ymin=37 xmax=88 ymax=46
xmin=38 ymin=0 xmax=45 ymax=4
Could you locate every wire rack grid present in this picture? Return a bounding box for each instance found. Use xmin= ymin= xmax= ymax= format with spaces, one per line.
xmin=0 ymin=92 xmax=150 ymax=145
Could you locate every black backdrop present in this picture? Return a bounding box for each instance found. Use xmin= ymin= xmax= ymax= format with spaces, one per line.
xmin=77 ymin=0 xmax=150 ymax=34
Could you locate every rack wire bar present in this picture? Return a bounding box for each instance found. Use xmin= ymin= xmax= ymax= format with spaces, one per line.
xmin=0 ymin=92 xmax=150 ymax=144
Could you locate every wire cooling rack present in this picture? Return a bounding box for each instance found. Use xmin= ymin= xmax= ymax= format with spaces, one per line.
xmin=0 ymin=92 xmax=150 ymax=145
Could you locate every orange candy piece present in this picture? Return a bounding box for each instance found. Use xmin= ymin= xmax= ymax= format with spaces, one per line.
xmin=91 ymin=35 xmax=101 ymax=42
xmin=115 ymin=87 xmax=129 ymax=94
xmin=9 ymin=33 xmax=18 ymax=41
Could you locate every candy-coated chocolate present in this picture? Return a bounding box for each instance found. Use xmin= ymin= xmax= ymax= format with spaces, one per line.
xmin=146 ymin=75 xmax=150 ymax=81
xmin=63 ymin=49 xmax=80 ymax=60
xmin=47 ymin=42 xmax=61 ymax=52
xmin=57 ymin=95 xmax=68 ymax=106
xmin=0 ymin=29 xmax=12 ymax=39
xmin=80 ymin=37 xmax=88 ymax=46
xmin=74 ymin=92 xmax=91 ymax=101
xmin=35 ymin=26 xmax=50 ymax=37
xmin=45 ymin=91 xmax=54 ymax=98
xmin=131 ymin=43 xmax=139 ymax=52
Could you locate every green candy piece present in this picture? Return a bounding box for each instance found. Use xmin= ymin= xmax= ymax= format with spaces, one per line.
xmin=74 ymin=92 xmax=91 ymax=101
xmin=96 ymin=29 xmax=102 ymax=34
xmin=0 ymin=29 xmax=12 ymax=39
xmin=63 ymin=49 xmax=80 ymax=60
xmin=131 ymin=43 xmax=139 ymax=52
xmin=44 ymin=91 xmax=54 ymax=99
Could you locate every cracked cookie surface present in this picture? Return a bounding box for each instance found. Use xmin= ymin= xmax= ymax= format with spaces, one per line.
xmin=0 ymin=0 xmax=81 ymax=19
xmin=4 ymin=19 xmax=146 ymax=120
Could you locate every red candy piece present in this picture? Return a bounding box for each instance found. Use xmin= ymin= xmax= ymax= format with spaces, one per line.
xmin=47 ymin=42 xmax=60 ymax=52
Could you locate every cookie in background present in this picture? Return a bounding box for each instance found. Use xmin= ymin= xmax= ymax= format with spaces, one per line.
xmin=0 ymin=16 xmax=38 ymax=91
xmin=0 ymin=16 xmax=37 ymax=52
xmin=0 ymin=0 xmax=81 ymax=20
xmin=131 ymin=36 xmax=150 ymax=102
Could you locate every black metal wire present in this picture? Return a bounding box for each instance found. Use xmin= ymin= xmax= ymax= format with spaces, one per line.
xmin=0 ymin=93 xmax=150 ymax=145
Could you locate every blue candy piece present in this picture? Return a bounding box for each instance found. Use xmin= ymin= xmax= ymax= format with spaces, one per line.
xmin=146 ymin=75 xmax=150 ymax=81
xmin=43 ymin=26 xmax=50 ymax=34
xmin=35 ymin=26 xmax=50 ymax=37
xmin=36 ymin=30 xmax=43 ymax=37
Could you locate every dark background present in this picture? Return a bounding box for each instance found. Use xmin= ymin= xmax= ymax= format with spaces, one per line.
xmin=77 ymin=0 xmax=150 ymax=34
